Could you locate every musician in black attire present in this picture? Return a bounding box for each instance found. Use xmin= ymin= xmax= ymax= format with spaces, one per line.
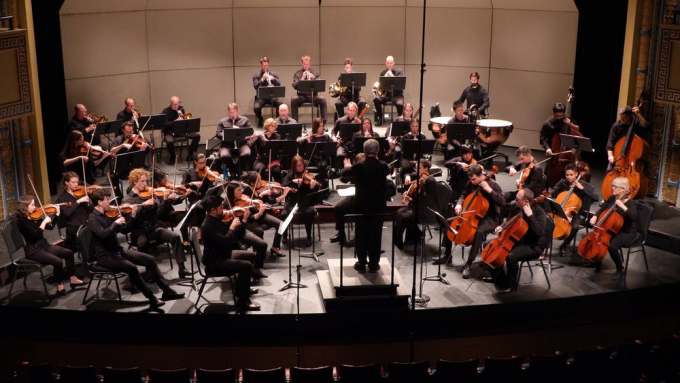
xmin=539 ymin=102 xmax=580 ymax=157
xmin=444 ymin=101 xmax=468 ymax=160
xmin=606 ymin=105 xmax=648 ymax=172
xmin=280 ymin=155 xmax=322 ymax=247
xmin=291 ymin=55 xmax=327 ymax=122
xmin=240 ymin=172 xmax=288 ymax=258
xmin=65 ymin=103 xmax=103 ymax=147
xmin=116 ymin=97 xmax=140 ymax=135
xmin=182 ymin=153 xmax=222 ymax=205
xmin=550 ymin=163 xmax=599 ymax=257
xmin=444 ymin=144 xmax=475 ymax=203
xmin=386 ymin=103 xmax=414 ymax=178
xmin=15 ymin=196 xmax=85 ymax=296
xmin=447 ymin=164 xmax=505 ymax=276
xmin=161 ymin=95 xmax=200 ymax=163
xmin=394 ymin=159 xmax=437 ymax=249
xmin=334 ymin=58 xmax=366 ymax=119
xmin=373 ymin=56 xmax=404 ymax=126
xmin=55 ymin=172 xmax=93 ymax=252
xmin=109 ymin=122 xmax=150 ymax=180
xmin=200 ymin=195 xmax=260 ymax=311
xmin=333 ymin=102 xmax=360 ymax=168
xmin=122 ymin=168 xmax=193 ymax=279
xmin=590 ymin=177 xmax=639 ymax=280
xmin=488 ymin=188 xmax=547 ymax=292
xmin=330 ymin=153 xmax=364 ymax=245
xmin=399 ymin=119 xmax=427 ymax=176
xmin=216 ymin=103 xmax=253 ymax=177
xmin=346 ymin=139 xmax=390 ymax=272
xmin=88 ymin=189 xmax=183 ymax=308
xmin=299 ymin=118 xmax=336 ymax=187
xmin=249 ymin=118 xmax=282 ymax=182
xmin=253 ymin=57 xmax=282 ymax=127
xmin=276 ymin=104 xmax=297 ymax=125
xmin=505 ymin=146 xmax=545 ymax=207
xmin=457 ymin=72 xmax=490 ymax=118
xmin=59 ymin=130 xmax=110 ymax=185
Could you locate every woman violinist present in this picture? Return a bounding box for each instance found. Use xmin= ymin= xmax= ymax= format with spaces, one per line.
xmin=394 ymin=159 xmax=437 ymax=250
xmin=589 ymin=177 xmax=639 ymax=280
xmin=549 ymin=163 xmax=599 ymax=257
xmin=280 ymin=155 xmax=321 ymax=247
xmin=59 ymin=130 xmax=111 ymax=185
xmin=398 ymin=119 xmax=428 ymax=176
xmin=249 ymin=118 xmax=283 ymax=182
xmin=224 ymin=182 xmax=269 ymax=277
xmin=54 ymin=171 xmax=93 ymax=252
xmin=15 ymin=195 xmax=86 ymax=295
xmin=239 ymin=172 xmax=288 ymax=257
xmin=385 ymin=103 xmax=414 ymax=179
xmin=486 ymin=188 xmax=547 ymax=292
xmin=298 ymin=118 xmax=336 ymax=187
xmin=182 ymin=153 xmax=221 ymax=204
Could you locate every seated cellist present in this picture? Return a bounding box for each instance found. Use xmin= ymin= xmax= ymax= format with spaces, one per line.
xmin=440 ymin=164 xmax=505 ymax=277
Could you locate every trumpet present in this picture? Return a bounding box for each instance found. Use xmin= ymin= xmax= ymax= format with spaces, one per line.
xmin=303 ymin=70 xmax=314 ymax=80
xmin=385 ymin=70 xmax=394 ymax=77
xmin=266 ymin=70 xmax=273 ymax=86
xmin=328 ymin=82 xmax=346 ymax=98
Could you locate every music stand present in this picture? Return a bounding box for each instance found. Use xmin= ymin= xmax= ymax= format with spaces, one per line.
xmin=543 ymin=198 xmax=569 ymax=272
xmin=138 ymin=114 xmax=167 ymax=159
xmin=296 ymin=79 xmax=326 ymax=125
xmin=379 ymin=76 xmax=406 ymax=99
xmin=276 ymin=123 xmax=303 ymax=140
xmin=424 ymin=207 xmax=456 ymax=286
xmin=263 ymin=140 xmax=297 ymax=169
xmin=279 ymin=204 xmax=305 ymax=291
xmin=257 ymin=85 xmax=285 ymax=101
xmin=339 ymin=72 xmax=367 ymax=99
xmin=177 ymin=201 xmax=202 ymax=290
xmin=390 ymin=121 xmax=410 ymax=137
xmin=339 ymin=123 xmax=361 ymax=142
xmin=559 ymin=134 xmax=595 ymax=153
xmin=402 ymin=139 xmax=436 ymax=160
xmin=222 ymin=127 xmax=254 ymax=143
xmin=445 ymin=123 xmax=476 ymax=145
xmin=96 ymin=119 xmax=123 ymax=148
xmin=353 ymin=137 xmax=389 ymax=157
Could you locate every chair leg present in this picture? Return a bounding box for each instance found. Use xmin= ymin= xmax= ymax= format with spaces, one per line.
xmin=113 ymin=275 xmax=123 ymax=304
xmin=229 ymin=276 xmax=237 ymax=305
xmin=641 ymin=245 xmax=649 ymax=271
xmin=540 ymin=260 xmax=551 ymax=288
xmin=8 ymin=267 xmax=18 ymax=298
xmin=194 ymin=278 xmax=209 ymax=313
xmin=38 ymin=268 xmax=50 ymax=300
xmin=82 ymin=277 xmax=95 ymax=305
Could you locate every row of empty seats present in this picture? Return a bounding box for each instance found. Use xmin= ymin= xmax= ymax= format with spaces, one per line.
xmin=12 ymin=335 xmax=680 ymax=383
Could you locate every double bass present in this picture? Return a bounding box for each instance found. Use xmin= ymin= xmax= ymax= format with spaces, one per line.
xmin=551 ymin=164 xmax=589 ymax=240
xmin=601 ymin=93 xmax=650 ymax=200
xmin=578 ymin=185 xmax=637 ymax=262
xmin=546 ymin=86 xmax=589 ymax=187
xmin=481 ymin=192 xmax=547 ymax=269
xmin=447 ymin=166 xmax=499 ymax=244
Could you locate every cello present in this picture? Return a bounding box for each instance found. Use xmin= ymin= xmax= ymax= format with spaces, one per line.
xmin=551 ymin=164 xmax=589 ymax=240
xmin=601 ymin=93 xmax=650 ymax=200
xmin=447 ymin=166 xmax=499 ymax=244
xmin=546 ymin=86 xmax=589 ymax=187
xmin=578 ymin=185 xmax=637 ymax=262
xmin=481 ymin=192 xmax=548 ymax=268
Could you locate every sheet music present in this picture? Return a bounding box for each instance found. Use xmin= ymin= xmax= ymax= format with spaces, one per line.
xmin=337 ymin=187 xmax=356 ymax=197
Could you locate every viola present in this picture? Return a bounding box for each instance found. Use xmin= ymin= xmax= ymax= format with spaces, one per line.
xmin=126 ymin=134 xmax=153 ymax=150
xmin=402 ymin=172 xmax=429 ymax=205
xmin=137 ymin=186 xmax=154 ymax=200
xmin=105 ymin=202 xmax=145 ymax=218
xmin=236 ymin=198 xmax=282 ymax=215
xmin=601 ymin=92 xmax=650 ymax=200
xmin=480 ymin=192 xmax=548 ymax=268
xmin=578 ymin=186 xmax=637 ymax=262
xmin=79 ymin=142 xmax=110 ymax=159
xmin=448 ymin=166 xmax=499 ymax=244
xmin=301 ymin=171 xmax=316 ymax=185
xmin=551 ymin=169 xmax=588 ymax=240
xmin=28 ymin=202 xmax=72 ymax=221
xmin=73 ymin=184 xmax=103 ymax=197
xmin=255 ymin=180 xmax=284 ymax=196
xmin=197 ymin=167 xmax=221 ymax=182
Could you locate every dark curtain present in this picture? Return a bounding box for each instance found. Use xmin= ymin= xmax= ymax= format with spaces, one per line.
xmin=572 ymin=0 xmax=629 ymax=169
xmin=32 ymin=0 xmax=67 ymax=194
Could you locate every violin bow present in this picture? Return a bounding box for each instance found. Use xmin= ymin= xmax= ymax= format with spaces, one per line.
xmin=26 ymin=174 xmax=48 ymax=220
xmin=107 ymin=172 xmax=123 ymax=217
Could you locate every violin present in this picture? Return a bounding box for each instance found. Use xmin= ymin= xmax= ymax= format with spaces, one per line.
xmin=255 ymin=180 xmax=284 ymax=196
xmin=104 ymin=202 xmax=144 ymax=218
xmin=28 ymin=202 xmax=72 ymax=221
xmin=125 ymin=134 xmax=153 ymax=150
xmin=73 ymin=184 xmax=104 ymax=198
xmin=301 ymin=171 xmax=315 ymax=185
xmin=197 ymin=168 xmax=221 ymax=182
xmin=137 ymin=186 xmax=155 ymax=200
xmin=448 ymin=166 xmax=499 ymax=244
xmin=577 ymin=186 xmax=637 ymax=262
xmin=551 ymin=168 xmax=588 ymax=240
xmin=402 ymin=172 xmax=429 ymax=205
xmin=79 ymin=142 xmax=111 ymax=159
xmin=481 ymin=192 xmax=548 ymax=268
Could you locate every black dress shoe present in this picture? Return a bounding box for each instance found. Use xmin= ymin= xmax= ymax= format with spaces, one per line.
xmin=178 ymin=269 xmax=196 ymax=279
xmin=70 ymin=281 xmax=87 ymax=289
xmin=368 ymin=264 xmax=380 ymax=273
xmin=270 ymin=248 xmax=285 ymax=257
xmin=161 ymin=289 xmax=185 ymax=301
xmin=57 ymin=288 xmax=68 ymax=296
xmin=252 ymin=269 xmax=268 ymax=279
xmin=354 ymin=262 xmax=366 ymax=274
xmin=149 ymin=296 xmax=166 ymax=308
xmin=236 ymin=299 xmax=261 ymax=311
xmin=330 ymin=233 xmax=345 ymax=243
xmin=249 ymin=288 xmax=259 ymax=295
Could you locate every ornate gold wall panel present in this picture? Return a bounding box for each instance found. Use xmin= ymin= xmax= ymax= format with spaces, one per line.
xmin=0 ymin=30 xmax=33 ymax=122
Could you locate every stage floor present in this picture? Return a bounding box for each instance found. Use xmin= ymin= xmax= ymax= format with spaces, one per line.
xmin=2 ymin=145 xmax=679 ymax=316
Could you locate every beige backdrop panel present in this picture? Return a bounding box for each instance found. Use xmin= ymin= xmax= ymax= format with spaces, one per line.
xmin=233 ymin=7 xmax=319 ymax=67
xmin=490 ymin=68 xmax=574 ymax=149
xmin=65 ymin=73 xmax=151 ymax=123
xmin=147 ymin=0 xmax=233 ymax=10
xmin=233 ymin=0 xmax=316 ymax=7
xmin=149 ymin=68 xmax=234 ymax=140
xmin=320 ymin=7 xmax=405 ymax=66
xmin=60 ymin=11 xmax=148 ymax=80
xmin=405 ymin=7 xmax=492 ymax=67
xmin=407 ymin=0 xmax=491 ymax=8
xmin=492 ymin=0 xmax=576 ymax=12
xmin=146 ymin=9 xmax=233 ymax=71
xmin=492 ymin=9 xmax=578 ymax=74
xmin=60 ymin=0 xmax=146 ymax=15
